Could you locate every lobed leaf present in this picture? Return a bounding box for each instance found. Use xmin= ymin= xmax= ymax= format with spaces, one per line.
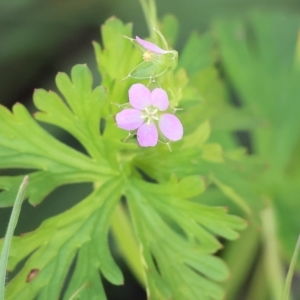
xmin=215 ymin=13 xmax=300 ymax=171
xmin=126 ymin=178 xmax=246 ymax=300
xmin=34 ymin=64 xmax=109 ymax=162
xmin=0 ymin=13 xmax=253 ymax=300
xmin=178 ymin=32 xmax=216 ymax=76
xmin=3 ymin=177 xmax=123 ymax=300
xmin=0 ymin=93 xmax=116 ymax=207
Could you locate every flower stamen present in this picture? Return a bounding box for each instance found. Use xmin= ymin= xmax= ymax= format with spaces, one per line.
xmin=143 ymin=50 xmax=152 ymax=62
xmin=141 ymin=106 xmax=159 ymax=125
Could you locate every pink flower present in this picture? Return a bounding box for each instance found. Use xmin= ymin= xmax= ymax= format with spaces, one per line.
xmin=122 ymin=34 xmax=178 ymax=80
xmin=134 ymin=36 xmax=177 ymax=65
xmin=135 ymin=36 xmax=168 ymax=54
xmin=116 ymin=84 xmax=183 ymax=147
xmin=135 ymin=36 xmax=169 ymax=61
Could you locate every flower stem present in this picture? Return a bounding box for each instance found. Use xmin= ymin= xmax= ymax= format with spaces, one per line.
xmin=111 ymin=203 xmax=145 ymax=286
xmin=261 ymin=205 xmax=285 ymax=300
xmin=139 ymin=0 xmax=158 ymax=42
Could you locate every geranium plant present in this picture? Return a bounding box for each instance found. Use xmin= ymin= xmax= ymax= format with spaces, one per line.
xmin=1 ymin=0 xmax=300 ymax=299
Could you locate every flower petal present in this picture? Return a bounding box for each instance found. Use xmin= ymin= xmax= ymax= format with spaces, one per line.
xmin=137 ymin=122 xmax=158 ymax=147
xmin=151 ymin=88 xmax=169 ymax=111
xmin=136 ymin=36 xmax=168 ymax=54
xmin=129 ymin=83 xmax=151 ymax=110
xmin=116 ymin=109 xmax=144 ymax=130
xmin=159 ymin=114 xmax=183 ymax=141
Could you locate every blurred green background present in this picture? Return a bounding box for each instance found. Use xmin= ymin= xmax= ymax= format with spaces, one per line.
xmin=1 ymin=0 xmax=300 ymax=299
xmin=1 ymin=0 xmax=299 ymax=108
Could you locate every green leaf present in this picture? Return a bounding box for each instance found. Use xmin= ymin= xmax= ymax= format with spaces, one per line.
xmin=261 ymin=206 xmax=285 ymax=300
xmin=160 ymin=14 xmax=179 ymax=47
xmin=211 ymin=106 xmax=266 ymax=131
xmin=0 ymin=64 xmax=122 ymax=207
xmin=175 ymin=175 xmax=206 ymax=199
xmin=179 ymin=67 xmax=228 ymax=135
xmin=94 ymin=17 xmax=136 ymax=81
xmin=281 ymin=235 xmax=300 ymax=300
xmin=95 ymin=17 xmax=178 ymax=82
xmin=92 ymin=17 xmax=140 ymax=114
xmin=201 ymin=143 xmax=224 ymax=163
xmin=210 ymin=175 xmax=252 ymax=216
xmin=222 ymin=226 xmax=260 ymax=300
xmin=215 ymin=12 xmax=300 ymax=171
xmin=110 ymin=204 xmax=145 ymax=286
xmin=126 ymin=178 xmax=246 ymax=300
xmin=64 ymin=244 xmax=106 ymax=300
xmin=2 ymin=178 xmax=123 ymax=300
xmin=215 ymin=12 xmax=300 ymax=272
xmin=0 ymin=12 xmax=254 ymax=300
xmin=35 ymin=64 xmax=108 ymax=160
xmin=179 ymin=32 xmax=216 ymax=76
xmin=0 ymin=60 xmax=130 ymax=299
xmin=182 ymin=120 xmax=211 ymax=149
xmin=275 ymin=181 xmax=300 ymax=271
xmin=0 ymin=176 xmax=28 ymax=300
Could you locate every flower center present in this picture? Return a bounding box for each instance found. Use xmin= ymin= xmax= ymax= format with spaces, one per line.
xmin=143 ymin=51 xmax=152 ymax=62
xmin=140 ymin=106 xmax=159 ymax=125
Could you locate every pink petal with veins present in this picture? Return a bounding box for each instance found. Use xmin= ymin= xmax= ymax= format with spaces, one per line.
xmin=137 ymin=122 xmax=158 ymax=147
xmin=116 ymin=109 xmax=144 ymax=130
xmin=129 ymin=83 xmax=152 ymax=110
xmin=136 ymin=36 xmax=168 ymax=54
xmin=159 ymin=114 xmax=183 ymax=141
xmin=151 ymin=88 xmax=169 ymax=111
